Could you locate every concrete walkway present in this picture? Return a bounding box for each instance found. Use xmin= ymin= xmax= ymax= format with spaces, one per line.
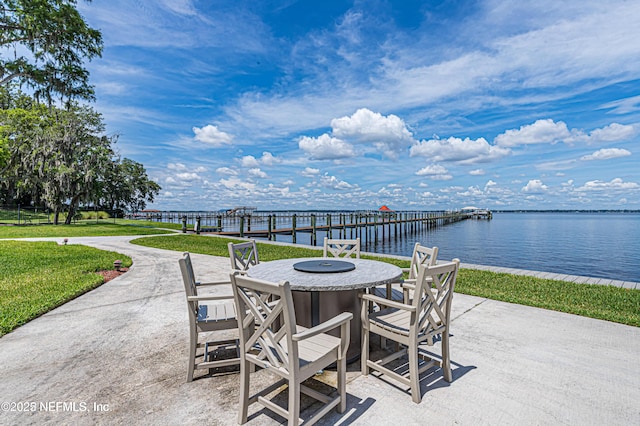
xmin=1 ymin=236 xmax=638 ymax=425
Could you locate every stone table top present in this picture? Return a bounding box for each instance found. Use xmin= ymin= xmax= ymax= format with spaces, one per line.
xmin=246 ymin=257 xmax=403 ymax=291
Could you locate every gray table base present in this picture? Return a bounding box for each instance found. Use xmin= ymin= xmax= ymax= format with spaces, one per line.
xmin=292 ymin=288 xmax=362 ymax=363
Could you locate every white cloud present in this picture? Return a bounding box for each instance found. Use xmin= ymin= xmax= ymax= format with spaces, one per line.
xmin=175 ymin=172 xmax=201 ymax=182
xmin=260 ymin=152 xmax=281 ymax=165
xmin=576 ymin=178 xmax=639 ymax=191
xmin=580 ymin=148 xmax=631 ymax=161
xmin=484 ymin=180 xmax=497 ymax=191
xmin=319 ymin=173 xmax=354 ymax=190
xmin=469 ymin=169 xmax=486 ymax=176
xmin=168 ymin=163 xmax=188 ymax=171
xmin=495 ymin=119 xmax=572 ymax=147
xmin=216 ymin=167 xmax=237 ymax=175
xmin=496 ymin=119 xmax=636 ymax=147
xmin=240 ymin=155 xmax=260 ymax=168
xmin=219 ymin=177 xmax=256 ymax=191
xmin=248 ymin=168 xmax=267 ymax=178
xmin=587 ymin=123 xmax=636 ymax=142
xmin=301 ymin=167 xmax=320 ymax=177
xmin=522 ymin=179 xmax=548 ymax=193
xmin=298 ymin=134 xmax=356 ymax=160
xmin=330 ymin=108 xmax=413 ymax=158
xmin=193 ymin=125 xmax=233 ymax=146
xmin=410 ymin=136 xmax=510 ymax=164
xmin=601 ymin=95 xmax=640 ymax=114
xmin=415 ymin=164 xmax=453 ymax=180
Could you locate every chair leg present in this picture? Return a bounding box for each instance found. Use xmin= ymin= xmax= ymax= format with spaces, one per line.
xmin=337 ymin=356 xmax=347 ymax=413
xmin=187 ymin=331 xmax=197 ymax=382
xmin=361 ymin=325 xmax=369 ymax=375
xmin=238 ymin=359 xmax=250 ymax=424
xmin=442 ymin=331 xmax=452 ymax=382
xmin=408 ymin=341 xmax=421 ymax=403
xmin=288 ymin=379 xmax=301 ymax=426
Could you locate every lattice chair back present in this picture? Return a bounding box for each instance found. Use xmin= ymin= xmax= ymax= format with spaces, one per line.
xmin=412 ymin=259 xmax=459 ymax=341
xmin=323 ymin=237 xmax=361 ymax=259
xmin=228 ymin=240 xmax=260 ymax=271
xmin=231 ymin=273 xmax=297 ymax=372
xmin=407 ymin=243 xmax=439 ymax=280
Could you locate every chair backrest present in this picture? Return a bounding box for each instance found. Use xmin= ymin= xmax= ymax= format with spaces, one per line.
xmin=411 ymin=259 xmax=459 ymax=337
xmin=179 ymin=252 xmax=199 ymax=323
xmin=230 ymin=273 xmax=298 ymax=372
xmin=228 ymin=240 xmax=260 ymax=271
xmin=407 ymin=243 xmax=439 ymax=280
xmin=323 ymin=237 xmax=361 ymax=259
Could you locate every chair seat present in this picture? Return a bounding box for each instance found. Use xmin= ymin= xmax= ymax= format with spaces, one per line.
xmin=369 ymin=307 xmax=412 ymax=336
xmin=197 ymin=301 xmax=237 ymax=322
xmin=295 ymin=326 xmax=341 ymax=366
xmin=370 ymin=308 xmax=445 ymax=338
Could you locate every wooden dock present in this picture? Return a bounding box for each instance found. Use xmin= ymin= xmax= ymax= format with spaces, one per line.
xmin=133 ymin=209 xmax=491 ymax=247
xmin=206 ymin=211 xmax=474 ymax=245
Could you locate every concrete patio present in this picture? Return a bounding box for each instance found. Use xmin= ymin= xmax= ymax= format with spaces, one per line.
xmin=1 ymin=236 xmax=638 ymax=425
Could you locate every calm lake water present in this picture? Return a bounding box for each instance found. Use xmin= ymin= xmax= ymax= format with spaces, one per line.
xmin=260 ymin=212 xmax=639 ymax=282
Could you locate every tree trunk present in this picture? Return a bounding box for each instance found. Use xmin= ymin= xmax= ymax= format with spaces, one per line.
xmin=65 ymin=197 xmax=80 ymax=225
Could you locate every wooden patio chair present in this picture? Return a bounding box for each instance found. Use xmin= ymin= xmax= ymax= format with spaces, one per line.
xmin=371 ymin=243 xmax=438 ymax=306
xmin=179 ymin=252 xmax=240 ymax=382
xmin=323 ymin=237 xmax=360 ymax=259
xmin=399 ymin=243 xmax=439 ymax=303
xmin=228 ymin=240 xmax=260 ymax=271
xmin=360 ymin=259 xmax=460 ymax=403
xmin=230 ymin=272 xmax=353 ymax=425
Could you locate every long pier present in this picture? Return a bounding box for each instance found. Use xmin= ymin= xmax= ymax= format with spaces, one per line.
xmin=136 ymin=209 xmax=490 ymax=247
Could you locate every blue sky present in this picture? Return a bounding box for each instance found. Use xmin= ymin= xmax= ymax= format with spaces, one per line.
xmin=79 ymin=0 xmax=640 ymax=211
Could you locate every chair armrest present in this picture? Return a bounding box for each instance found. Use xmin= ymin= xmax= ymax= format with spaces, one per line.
xmin=360 ymin=293 xmax=416 ymax=312
xmin=292 ymin=312 xmax=353 ymax=341
xmin=401 ymin=281 xmax=416 ymax=290
xmin=196 ymin=279 xmax=232 ymax=287
xmin=187 ymin=294 xmax=234 ymax=302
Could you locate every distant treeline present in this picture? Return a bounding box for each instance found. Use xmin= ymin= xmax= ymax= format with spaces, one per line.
xmin=492 ymin=210 xmax=640 ymax=213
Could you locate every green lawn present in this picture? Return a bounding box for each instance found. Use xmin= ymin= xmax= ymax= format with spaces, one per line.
xmin=0 ymin=221 xmax=177 ymax=238
xmin=133 ymin=234 xmax=640 ymax=327
xmin=0 ymin=240 xmax=132 ymax=335
xmin=2 ymin=230 xmax=637 ymax=337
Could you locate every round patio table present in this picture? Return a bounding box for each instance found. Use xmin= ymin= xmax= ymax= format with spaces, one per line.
xmin=247 ymin=257 xmax=402 ymax=361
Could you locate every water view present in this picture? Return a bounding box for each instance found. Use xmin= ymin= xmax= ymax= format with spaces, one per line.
xmin=249 ymin=211 xmax=638 ymax=282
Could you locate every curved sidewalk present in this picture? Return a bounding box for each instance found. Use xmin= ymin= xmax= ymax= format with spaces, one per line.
xmin=0 ymin=236 xmax=638 ymax=425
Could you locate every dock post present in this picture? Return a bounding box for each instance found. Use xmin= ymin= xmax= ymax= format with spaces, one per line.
xmin=239 ymin=216 xmax=244 ymax=238
xmin=326 ymin=213 xmax=332 ymax=238
xmin=268 ymin=215 xmax=273 ymax=240
xmin=311 ymin=214 xmax=317 ymax=245
xmin=247 ymin=215 xmax=251 ymax=232
xmin=217 ymin=215 xmax=222 ymax=232
xmin=271 ymin=215 xmax=277 ymax=241
xmin=181 ymin=215 xmax=187 ymax=233
xmin=374 ymin=214 xmax=379 ymax=242
xmin=349 ymin=213 xmax=354 ymax=238
xmin=292 ymin=214 xmax=297 ymax=243
xmin=195 ymin=216 xmax=201 ymax=235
